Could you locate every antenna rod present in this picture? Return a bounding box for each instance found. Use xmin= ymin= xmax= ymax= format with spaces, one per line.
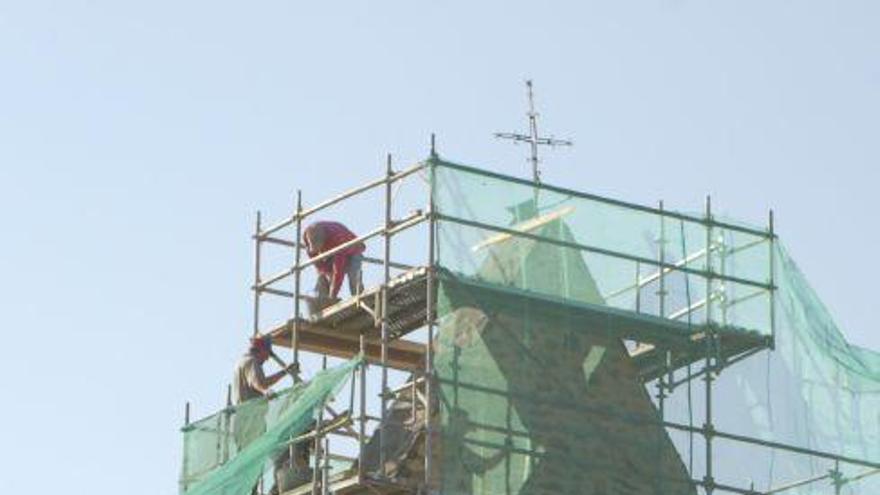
xmin=495 ymin=79 xmax=572 ymax=184
xmin=527 ymin=80 xmax=540 ymax=183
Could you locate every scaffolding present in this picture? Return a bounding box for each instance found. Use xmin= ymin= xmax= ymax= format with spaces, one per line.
xmin=180 ymin=147 xmax=880 ymax=495
xmin=250 ymin=153 xmax=434 ymax=495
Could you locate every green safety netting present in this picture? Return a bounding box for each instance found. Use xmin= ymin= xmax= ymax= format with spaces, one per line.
xmin=179 ymin=357 xmax=360 ymax=495
xmin=179 ymin=157 xmax=880 ymax=495
xmin=429 ymin=158 xmax=880 ymax=494
xmin=672 ymin=245 xmax=880 ymax=494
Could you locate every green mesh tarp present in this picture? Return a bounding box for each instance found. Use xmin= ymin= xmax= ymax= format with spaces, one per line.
xmin=180 ymin=357 xmax=360 ymax=495
xmin=433 ymin=263 xmax=697 ymax=493
xmin=180 ymin=157 xmax=880 ymax=494
xmin=429 ymin=158 xmax=880 ymax=494
xmin=665 ymin=245 xmax=880 ymax=494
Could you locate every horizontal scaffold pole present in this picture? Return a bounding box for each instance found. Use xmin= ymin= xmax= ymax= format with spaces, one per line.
xmin=665 ymin=420 xmax=880 ymax=471
xmin=256 ymin=211 xmax=425 ymax=290
xmin=259 ymin=162 xmax=426 ymax=238
xmin=434 ymin=376 xmax=879 ymax=472
xmin=435 ymin=160 xmax=775 ymax=239
xmin=436 ymin=213 xmax=774 ymax=292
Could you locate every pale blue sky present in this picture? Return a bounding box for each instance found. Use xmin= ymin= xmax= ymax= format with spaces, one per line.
xmin=1 ymin=1 xmax=878 ymax=494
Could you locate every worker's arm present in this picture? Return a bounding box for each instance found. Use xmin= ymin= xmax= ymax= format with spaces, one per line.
xmin=245 ymin=364 xmax=295 ymax=398
xmin=329 ymin=254 xmax=348 ymax=298
xmin=244 ymin=362 xmax=272 ymax=396
xmin=264 ymin=370 xmax=285 ymax=388
xmin=264 ymin=362 xmax=298 ymax=387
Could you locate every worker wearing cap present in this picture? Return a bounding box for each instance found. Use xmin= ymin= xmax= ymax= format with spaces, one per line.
xmin=233 ymin=336 xmax=309 ymax=492
xmin=303 ymin=221 xmax=365 ymax=311
xmin=233 ymin=336 xmax=295 ymax=404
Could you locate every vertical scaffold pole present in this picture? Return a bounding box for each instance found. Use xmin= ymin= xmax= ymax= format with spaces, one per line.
xmin=719 ymin=229 xmax=729 ymax=328
xmin=703 ymin=195 xmax=715 ymax=495
xmin=284 ymin=191 xmax=303 ymax=490
xmin=312 ymin=398 xmax=325 ymax=495
xmin=379 ymin=154 xmax=393 ymax=478
xmin=182 ymin=401 xmax=191 ymax=492
xmin=322 ymin=356 xmax=329 ymax=494
xmin=357 ymin=341 xmax=366 ymax=483
xmin=656 ymin=201 xmax=667 ymax=495
xmin=322 ymin=436 xmax=330 ymax=495
xmin=222 ymin=385 xmax=232 ymax=463
xmin=253 ymin=211 xmax=262 ymax=337
xmin=658 ymin=201 xmax=667 ymax=321
xmin=634 ymin=261 xmax=642 ymax=313
xmin=657 ymin=201 xmax=667 ymax=330
xmin=768 ymin=209 xmax=776 ymax=347
xmin=832 ymin=460 xmax=843 ymax=495
xmin=424 ymin=159 xmax=436 ymax=491
xmin=293 ymin=191 xmax=303 ymax=368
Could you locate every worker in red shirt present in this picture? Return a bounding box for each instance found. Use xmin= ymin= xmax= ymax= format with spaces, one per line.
xmin=303 ymin=221 xmax=365 ymax=311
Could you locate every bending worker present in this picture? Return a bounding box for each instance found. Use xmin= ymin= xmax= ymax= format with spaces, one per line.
xmin=303 ymin=221 xmax=365 ymax=312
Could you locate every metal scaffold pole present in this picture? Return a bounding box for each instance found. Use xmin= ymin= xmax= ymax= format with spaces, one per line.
xmin=253 ymin=211 xmax=262 ymax=337
xmin=222 ymin=385 xmax=232 ymax=464
xmin=656 ymin=200 xmax=667 ymax=495
xmin=703 ymin=195 xmax=715 ymax=495
xmin=182 ymin=401 xmax=191 ymax=492
xmin=768 ymin=209 xmax=776 ymax=347
xmin=289 ymin=190 xmax=303 ymax=475
xmin=634 ymin=261 xmax=642 ymax=313
xmin=658 ymin=201 xmax=667 ymax=321
xmin=312 ymin=398 xmax=325 ymax=495
xmin=358 ymin=331 xmax=366 ymax=482
xmin=379 ymin=154 xmax=393 ymax=478
xmin=424 ymin=159 xmax=436 ymax=491
xmin=293 ymin=191 xmax=303 ymax=368
xmin=322 ymin=436 xmax=330 ymax=495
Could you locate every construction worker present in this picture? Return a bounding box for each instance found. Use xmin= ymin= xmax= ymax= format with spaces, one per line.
xmin=232 ymin=336 xmax=293 ymax=450
xmin=303 ymin=221 xmax=365 ymax=312
xmin=233 ymin=335 xmax=295 ymax=403
xmin=233 ymin=336 xmax=310 ymax=492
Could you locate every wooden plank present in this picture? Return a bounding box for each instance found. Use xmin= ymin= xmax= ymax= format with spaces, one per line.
xmin=281 ymin=472 xmax=406 ymax=495
xmin=437 ymin=275 xmax=701 ymax=349
xmin=263 ymin=267 xmax=767 ymax=378
xmin=269 ymin=320 xmax=425 ymax=371
xmin=472 ymin=205 xmax=575 ymax=251
xmin=630 ymin=331 xmax=769 ymax=382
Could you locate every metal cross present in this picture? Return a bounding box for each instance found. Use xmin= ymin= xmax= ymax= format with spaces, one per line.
xmin=495 ymin=80 xmax=572 ymax=184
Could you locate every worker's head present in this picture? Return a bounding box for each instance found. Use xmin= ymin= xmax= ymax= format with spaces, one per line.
xmin=303 ymin=223 xmax=325 ymax=256
xmin=249 ymin=335 xmax=272 ymax=362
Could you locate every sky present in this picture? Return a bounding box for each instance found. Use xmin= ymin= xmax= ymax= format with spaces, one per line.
xmin=1 ymin=1 xmax=878 ymax=494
